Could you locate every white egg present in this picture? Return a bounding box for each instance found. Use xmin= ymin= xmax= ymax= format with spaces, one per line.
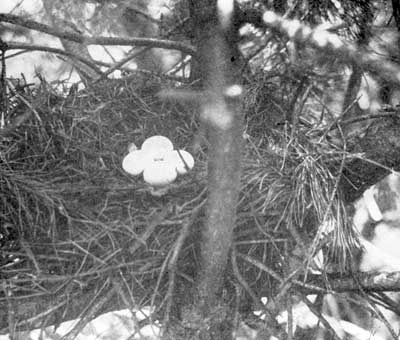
xmin=122 ymin=150 xmax=148 ymax=176
xmin=143 ymin=158 xmax=177 ymax=186
xmin=141 ymin=136 xmax=173 ymax=153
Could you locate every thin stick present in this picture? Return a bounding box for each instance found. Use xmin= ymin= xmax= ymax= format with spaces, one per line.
xmin=6 ymin=78 xmax=41 ymax=123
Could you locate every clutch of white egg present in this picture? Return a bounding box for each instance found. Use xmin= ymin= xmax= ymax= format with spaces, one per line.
xmin=122 ymin=135 xmax=194 ymax=193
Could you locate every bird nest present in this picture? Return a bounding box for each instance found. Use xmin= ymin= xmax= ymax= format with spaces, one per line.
xmin=0 ymin=74 xmax=359 ymax=333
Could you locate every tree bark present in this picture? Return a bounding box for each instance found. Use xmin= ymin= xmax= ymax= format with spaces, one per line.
xmin=169 ymin=1 xmax=245 ymax=339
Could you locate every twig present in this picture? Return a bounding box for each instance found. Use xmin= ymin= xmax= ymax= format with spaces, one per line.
xmin=300 ymin=294 xmax=342 ymax=340
xmin=337 ymin=112 xmax=400 ymax=129
xmin=304 ymin=271 xmax=400 ymax=293
xmin=231 ymin=248 xmax=283 ymax=335
xmin=286 ymin=295 xmax=293 ymax=340
xmin=236 ymin=253 xmax=400 ymax=294
xmin=95 ymin=48 xmax=149 ymax=82
xmin=61 ymin=279 xmax=115 ymax=340
xmin=129 ymin=206 xmax=169 ymax=254
xmin=125 ymin=4 xmax=161 ymax=25
xmin=237 ymin=252 xmax=284 ymax=283
xmin=2 ymin=282 xmax=16 ymax=340
xmin=162 ymin=206 xmax=201 ymax=335
xmin=5 ymin=41 xmax=188 ymax=83
xmin=0 ymin=300 xmax=68 ymax=335
xmin=6 ymin=78 xmax=41 ymax=122
xmin=368 ymin=291 xmax=400 ymax=315
xmin=354 ymin=283 xmax=399 ymax=340
xmin=97 ymin=14 xmax=192 ymax=82
xmin=0 ymin=107 xmax=29 ymax=137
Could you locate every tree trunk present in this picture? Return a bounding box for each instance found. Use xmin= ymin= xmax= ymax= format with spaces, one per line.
xmin=166 ymin=1 xmax=245 ymax=339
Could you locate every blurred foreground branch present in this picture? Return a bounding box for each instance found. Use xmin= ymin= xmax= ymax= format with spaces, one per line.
xmin=237 ymin=8 xmax=400 ymax=88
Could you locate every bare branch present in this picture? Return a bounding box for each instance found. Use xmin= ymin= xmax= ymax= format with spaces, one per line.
xmin=6 ymin=41 xmax=102 ymax=76
xmin=0 ymin=13 xmax=196 ymax=55
xmin=5 ymin=42 xmax=187 ymax=83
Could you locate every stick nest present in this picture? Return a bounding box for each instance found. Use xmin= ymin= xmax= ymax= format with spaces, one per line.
xmin=0 ymin=74 xmax=360 ymax=333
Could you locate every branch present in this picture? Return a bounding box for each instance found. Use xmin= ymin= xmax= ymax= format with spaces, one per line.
xmin=240 ymin=253 xmax=400 ymax=293
xmin=123 ymin=4 xmax=161 ymax=25
xmin=229 ymin=10 xmax=400 ymax=201
xmin=303 ymin=271 xmax=400 ymax=293
xmin=0 ymin=13 xmax=196 ymax=55
xmin=5 ymin=42 xmax=102 ymax=75
xmin=5 ymin=42 xmax=187 ymax=84
xmin=333 ymin=111 xmax=400 ymax=130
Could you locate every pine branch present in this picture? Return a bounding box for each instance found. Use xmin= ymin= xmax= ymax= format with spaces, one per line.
xmin=237 ymin=9 xmax=400 ymax=88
